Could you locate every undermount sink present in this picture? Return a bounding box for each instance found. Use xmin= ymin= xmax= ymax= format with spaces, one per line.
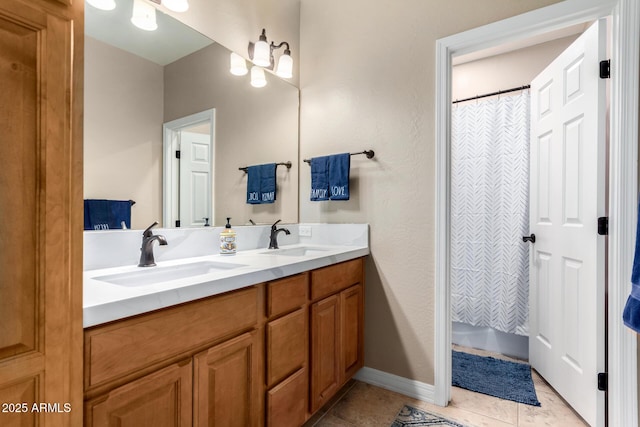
xmin=94 ymin=261 xmax=247 ymax=287
xmin=260 ymin=246 xmax=331 ymax=257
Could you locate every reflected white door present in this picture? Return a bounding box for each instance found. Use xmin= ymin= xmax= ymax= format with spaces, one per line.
xmin=179 ymin=131 xmax=212 ymax=227
xmin=529 ymin=19 xmax=606 ymax=427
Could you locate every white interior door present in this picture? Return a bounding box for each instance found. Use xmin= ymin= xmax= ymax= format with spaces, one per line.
xmin=528 ymin=19 xmax=606 ymax=427
xmin=179 ymin=131 xmax=212 ymax=227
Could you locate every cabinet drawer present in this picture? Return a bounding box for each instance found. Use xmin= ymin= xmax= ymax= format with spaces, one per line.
xmin=85 ymin=287 xmax=258 ymax=390
xmin=267 ymin=273 xmax=308 ymax=318
xmin=311 ymin=258 xmax=363 ymax=301
xmin=266 ymin=308 xmax=307 ymax=388
xmin=267 ymin=368 xmax=308 ymax=427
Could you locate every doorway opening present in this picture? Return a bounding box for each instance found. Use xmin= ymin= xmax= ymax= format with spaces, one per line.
xmin=449 ymin=22 xmax=605 ymax=425
xmin=163 ymin=109 xmax=216 ymax=228
xmin=434 ymin=1 xmax=639 ymax=427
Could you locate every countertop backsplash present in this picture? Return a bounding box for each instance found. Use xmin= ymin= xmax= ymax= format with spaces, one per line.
xmin=84 ymin=223 xmax=368 ymax=271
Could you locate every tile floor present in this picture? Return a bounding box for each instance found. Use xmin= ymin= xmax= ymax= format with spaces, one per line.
xmin=304 ymin=346 xmax=588 ymax=427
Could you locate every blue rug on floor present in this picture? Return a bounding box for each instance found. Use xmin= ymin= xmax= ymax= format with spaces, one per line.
xmin=391 ymin=405 xmax=470 ymax=427
xmin=452 ymin=350 xmax=541 ymax=406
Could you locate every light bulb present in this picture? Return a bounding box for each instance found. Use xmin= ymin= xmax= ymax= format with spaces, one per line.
xmin=161 ymin=0 xmax=189 ymax=12
xmin=230 ymin=53 xmax=248 ymax=76
xmin=252 ymin=40 xmax=271 ymax=67
xmin=275 ymin=53 xmax=293 ymax=78
xmin=250 ymin=66 xmax=267 ymax=88
xmin=87 ymin=0 xmax=116 ymax=11
xmin=131 ymin=0 xmax=158 ymax=31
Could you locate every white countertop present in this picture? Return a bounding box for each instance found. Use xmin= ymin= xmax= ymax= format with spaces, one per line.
xmin=84 ymin=243 xmax=369 ymax=328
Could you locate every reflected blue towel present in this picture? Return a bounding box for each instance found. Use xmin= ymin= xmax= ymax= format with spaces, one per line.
xmin=259 ymin=163 xmax=276 ymax=204
xmin=310 ymin=156 xmax=330 ymax=201
xmin=329 ymin=153 xmax=350 ymax=200
xmin=84 ymin=199 xmax=131 ymax=230
xmin=623 ymin=199 xmax=640 ymax=332
xmin=247 ymin=165 xmax=261 ymax=204
xmin=246 ymin=163 xmax=276 ymax=204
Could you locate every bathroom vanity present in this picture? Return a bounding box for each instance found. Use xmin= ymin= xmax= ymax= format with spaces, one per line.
xmin=82 ymin=224 xmax=368 ymax=426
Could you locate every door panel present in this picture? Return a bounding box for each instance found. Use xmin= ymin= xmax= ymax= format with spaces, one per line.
xmin=529 ymin=19 xmax=606 ymax=427
xmin=0 ymin=0 xmax=83 ymax=425
xmin=179 ymin=131 xmax=211 ymax=227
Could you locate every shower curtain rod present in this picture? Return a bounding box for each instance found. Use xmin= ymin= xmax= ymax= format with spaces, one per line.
xmin=452 ymin=84 xmax=530 ymax=104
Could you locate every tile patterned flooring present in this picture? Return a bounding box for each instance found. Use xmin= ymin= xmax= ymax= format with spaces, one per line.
xmin=304 ymin=346 xmax=588 ymax=427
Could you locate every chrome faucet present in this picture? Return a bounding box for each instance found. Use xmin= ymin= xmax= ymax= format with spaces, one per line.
xmin=268 ymin=219 xmax=290 ymax=249
xmin=138 ymin=221 xmax=168 ymax=267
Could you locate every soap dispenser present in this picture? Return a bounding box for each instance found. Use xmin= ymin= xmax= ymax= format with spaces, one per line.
xmin=220 ymin=217 xmax=237 ymax=255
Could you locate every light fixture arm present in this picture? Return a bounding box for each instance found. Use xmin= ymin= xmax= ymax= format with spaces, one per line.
xmin=271 ymin=41 xmax=291 ymax=55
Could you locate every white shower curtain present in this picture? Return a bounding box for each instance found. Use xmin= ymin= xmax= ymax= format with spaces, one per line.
xmin=451 ymin=91 xmax=530 ymax=336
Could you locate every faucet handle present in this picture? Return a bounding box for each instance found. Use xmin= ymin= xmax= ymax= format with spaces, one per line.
xmin=143 ymin=221 xmax=159 ymax=237
xmin=271 ymin=219 xmax=282 ymax=229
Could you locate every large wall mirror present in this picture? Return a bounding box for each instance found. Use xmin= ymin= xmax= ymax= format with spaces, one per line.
xmin=84 ymin=0 xmax=299 ymax=229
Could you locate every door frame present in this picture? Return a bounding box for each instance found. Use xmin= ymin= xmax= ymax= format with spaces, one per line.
xmin=163 ymin=109 xmax=216 ymax=228
xmin=434 ymin=1 xmax=639 ymax=426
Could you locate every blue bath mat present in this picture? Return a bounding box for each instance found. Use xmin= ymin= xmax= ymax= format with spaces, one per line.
xmin=452 ymin=350 xmax=541 ymax=406
xmin=391 ymin=405 xmax=470 ymax=427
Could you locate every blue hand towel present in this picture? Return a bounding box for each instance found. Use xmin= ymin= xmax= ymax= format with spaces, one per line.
xmin=259 ymin=163 xmax=276 ymax=204
xmin=623 ymin=199 xmax=640 ymax=332
xmin=84 ymin=199 xmax=131 ymax=230
xmin=310 ymin=156 xmax=330 ymax=201
xmin=247 ymin=165 xmax=261 ymax=204
xmin=246 ymin=163 xmax=276 ymax=204
xmin=329 ymin=153 xmax=350 ymax=200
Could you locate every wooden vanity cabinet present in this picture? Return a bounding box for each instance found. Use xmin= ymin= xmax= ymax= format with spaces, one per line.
xmin=83 ymin=257 xmax=365 ymax=426
xmin=309 ymin=259 xmax=364 ymax=413
xmin=84 ymin=286 xmax=262 ymax=427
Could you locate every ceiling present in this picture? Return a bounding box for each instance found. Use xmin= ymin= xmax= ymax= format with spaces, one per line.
xmin=85 ymin=0 xmax=214 ymax=66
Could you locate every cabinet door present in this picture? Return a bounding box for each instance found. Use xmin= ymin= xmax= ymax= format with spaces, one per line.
xmin=310 ymin=294 xmax=340 ymax=413
xmin=193 ymin=331 xmax=261 ymax=427
xmin=341 ymin=285 xmax=364 ymax=380
xmin=86 ymin=361 xmax=192 ymax=427
xmin=267 ymin=368 xmax=307 ymax=427
xmin=0 ymin=0 xmax=83 ymax=425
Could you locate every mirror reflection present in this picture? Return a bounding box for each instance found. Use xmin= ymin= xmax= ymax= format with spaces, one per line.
xmin=84 ymin=0 xmax=299 ymax=229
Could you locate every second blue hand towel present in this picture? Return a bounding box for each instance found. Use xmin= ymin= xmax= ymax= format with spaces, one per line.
xmin=329 ymin=153 xmax=350 ymax=200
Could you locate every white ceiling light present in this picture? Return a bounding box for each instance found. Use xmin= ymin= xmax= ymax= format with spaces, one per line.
xmin=87 ymin=0 xmax=116 ymax=11
xmin=131 ymin=0 xmax=158 ymax=31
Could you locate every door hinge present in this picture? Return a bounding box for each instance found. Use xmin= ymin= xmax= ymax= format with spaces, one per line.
xmin=598 ymin=217 xmax=608 ymax=236
xmin=600 ymin=60 xmax=610 ymax=79
xmin=598 ymin=372 xmax=608 ymax=391
xmin=175 ymin=150 xmax=181 ymax=159
xmin=175 ymin=220 xmax=181 ymax=227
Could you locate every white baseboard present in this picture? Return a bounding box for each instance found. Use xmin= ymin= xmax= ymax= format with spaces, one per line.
xmin=354 ymin=367 xmax=436 ymax=404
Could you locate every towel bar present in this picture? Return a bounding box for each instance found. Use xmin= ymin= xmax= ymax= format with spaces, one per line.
xmin=303 ymin=150 xmax=375 ymax=164
xmin=239 ymin=161 xmax=292 ymax=173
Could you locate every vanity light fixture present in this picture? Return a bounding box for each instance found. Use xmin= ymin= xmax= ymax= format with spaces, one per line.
xmin=131 ymin=0 xmax=158 ymax=31
xmin=230 ymin=52 xmax=249 ymax=76
xmin=87 ymin=0 xmax=116 ymax=10
xmin=250 ymin=66 xmax=267 ymax=88
xmin=248 ymin=29 xmax=293 ymax=79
